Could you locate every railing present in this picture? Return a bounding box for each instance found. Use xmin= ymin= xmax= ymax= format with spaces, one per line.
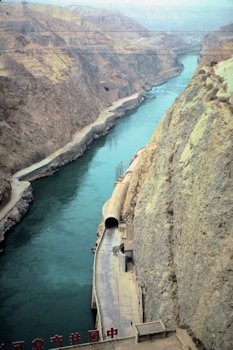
xmin=93 ymin=147 xmax=145 ymax=340
xmin=92 ymin=226 xmax=106 ymax=340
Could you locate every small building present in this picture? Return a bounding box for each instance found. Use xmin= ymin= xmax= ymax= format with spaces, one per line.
xmin=134 ymin=320 xmax=166 ymax=343
xmin=124 ymin=240 xmax=133 ymax=260
xmin=119 ymin=240 xmax=133 ymax=272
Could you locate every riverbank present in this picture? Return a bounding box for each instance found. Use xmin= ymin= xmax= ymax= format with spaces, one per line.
xmin=0 ymin=91 xmax=146 ymax=245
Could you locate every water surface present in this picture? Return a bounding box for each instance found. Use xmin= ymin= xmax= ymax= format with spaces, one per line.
xmin=0 ymin=54 xmax=198 ymax=348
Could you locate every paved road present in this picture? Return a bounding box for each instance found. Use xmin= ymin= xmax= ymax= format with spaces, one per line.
xmin=96 ymin=228 xmax=138 ymax=339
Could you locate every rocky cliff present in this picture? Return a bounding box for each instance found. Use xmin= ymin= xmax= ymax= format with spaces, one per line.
xmin=0 ymin=171 xmax=11 ymax=210
xmin=200 ymin=24 xmax=233 ymax=67
xmin=0 ymin=2 xmax=188 ymax=210
xmin=122 ymin=33 xmax=233 ymax=349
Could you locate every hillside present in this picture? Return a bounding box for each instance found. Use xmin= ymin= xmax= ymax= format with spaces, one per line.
xmin=200 ymin=24 xmax=233 ymax=66
xmin=0 ymin=2 xmax=189 ymax=210
xmin=67 ymin=4 xmax=150 ymax=40
xmin=68 ymin=5 xmax=192 ymax=56
xmin=122 ymin=28 xmax=233 ymax=349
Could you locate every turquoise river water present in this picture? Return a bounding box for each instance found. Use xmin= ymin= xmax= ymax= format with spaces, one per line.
xmin=0 ymin=54 xmax=198 ymax=348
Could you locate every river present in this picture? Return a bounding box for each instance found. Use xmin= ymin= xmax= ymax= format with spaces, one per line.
xmin=0 ymin=54 xmax=198 ymax=348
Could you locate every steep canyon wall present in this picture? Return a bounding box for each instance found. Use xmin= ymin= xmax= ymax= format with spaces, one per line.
xmin=122 ymin=37 xmax=233 ymax=349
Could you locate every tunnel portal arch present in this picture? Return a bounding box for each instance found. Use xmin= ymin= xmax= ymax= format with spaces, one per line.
xmin=105 ymin=217 xmax=119 ymax=229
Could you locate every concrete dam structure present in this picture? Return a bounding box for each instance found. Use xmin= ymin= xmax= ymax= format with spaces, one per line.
xmin=92 ymin=149 xmax=144 ymax=337
xmin=102 ymin=149 xmax=143 ymax=229
xmin=103 ymin=173 xmax=131 ymax=228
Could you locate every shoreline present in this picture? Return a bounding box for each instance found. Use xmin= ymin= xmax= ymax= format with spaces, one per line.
xmin=0 ymin=91 xmax=145 ymax=245
xmin=13 ymin=92 xmax=146 ymax=182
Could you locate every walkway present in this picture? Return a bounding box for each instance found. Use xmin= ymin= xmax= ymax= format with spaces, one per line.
xmin=93 ymin=334 xmax=183 ymax=349
xmin=95 ymin=228 xmax=140 ymax=339
xmin=52 ymin=333 xmax=184 ymax=350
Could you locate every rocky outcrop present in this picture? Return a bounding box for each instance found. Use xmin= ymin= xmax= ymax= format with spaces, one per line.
xmin=0 ymin=171 xmax=11 ymax=210
xmin=200 ymin=24 xmax=233 ymax=66
xmin=122 ymin=40 xmax=233 ymax=349
xmin=0 ymin=183 xmax=33 ymax=244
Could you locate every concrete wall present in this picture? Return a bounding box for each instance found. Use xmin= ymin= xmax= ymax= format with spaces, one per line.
xmin=103 ymin=149 xmax=143 ymax=228
xmin=52 ymin=337 xmax=135 ymax=350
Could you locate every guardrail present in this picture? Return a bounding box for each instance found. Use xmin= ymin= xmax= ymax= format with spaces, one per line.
xmin=93 ymin=147 xmax=145 ymax=339
xmin=92 ymin=226 xmax=106 ymax=340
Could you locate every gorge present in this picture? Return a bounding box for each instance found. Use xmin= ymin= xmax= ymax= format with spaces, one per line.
xmin=122 ymin=36 xmax=233 ymax=350
xmin=0 ymin=1 xmax=193 ymax=241
xmin=0 ymin=2 xmax=233 ymax=350
xmin=0 ymin=54 xmax=198 ymax=348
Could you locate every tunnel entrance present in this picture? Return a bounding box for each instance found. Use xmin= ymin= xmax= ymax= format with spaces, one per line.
xmin=105 ymin=217 xmax=119 ymax=229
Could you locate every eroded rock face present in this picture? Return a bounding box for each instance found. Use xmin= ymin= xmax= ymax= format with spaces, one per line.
xmin=123 ymin=53 xmax=233 ymax=349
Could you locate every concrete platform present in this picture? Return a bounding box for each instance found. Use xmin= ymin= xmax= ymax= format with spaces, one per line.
xmin=51 ymin=333 xmax=183 ymax=350
xmin=95 ymin=228 xmax=141 ymax=339
xmin=135 ymin=321 xmax=166 ymax=342
xmin=115 ymin=334 xmax=183 ymax=350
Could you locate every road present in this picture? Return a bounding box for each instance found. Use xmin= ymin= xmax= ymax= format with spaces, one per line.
xmin=95 ymin=228 xmax=139 ymax=339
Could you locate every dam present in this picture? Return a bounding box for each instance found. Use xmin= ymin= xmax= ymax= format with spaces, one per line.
xmin=0 ymin=55 xmax=198 ymax=349
xmin=103 ymin=149 xmax=143 ymax=229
